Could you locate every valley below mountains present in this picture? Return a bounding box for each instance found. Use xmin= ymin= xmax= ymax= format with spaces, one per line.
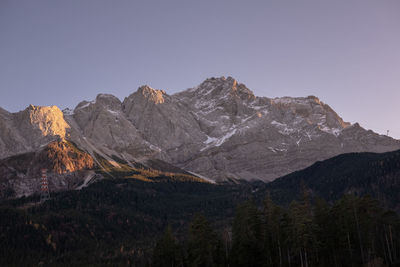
xmin=0 ymin=76 xmax=400 ymax=198
xmin=1 ymin=148 xmax=400 ymax=266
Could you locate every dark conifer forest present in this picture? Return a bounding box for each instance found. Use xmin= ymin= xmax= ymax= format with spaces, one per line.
xmin=0 ymin=149 xmax=400 ymax=266
xmin=153 ymin=194 xmax=400 ymax=267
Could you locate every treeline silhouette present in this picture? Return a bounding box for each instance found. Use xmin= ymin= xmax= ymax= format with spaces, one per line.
xmin=152 ymin=193 xmax=400 ymax=267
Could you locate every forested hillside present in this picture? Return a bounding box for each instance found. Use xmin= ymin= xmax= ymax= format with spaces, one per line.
xmin=262 ymin=149 xmax=400 ymax=212
xmin=1 ymin=149 xmax=400 ymax=266
xmin=0 ymin=178 xmax=251 ymax=266
xmin=152 ymin=194 xmax=400 ymax=267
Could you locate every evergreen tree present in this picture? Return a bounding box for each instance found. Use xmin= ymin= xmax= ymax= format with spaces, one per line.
xmin=152 ymin=225 xmax=183 ymax=267
xmin=230 ymin=201 xmax=263 ymax=267
xmin=186 ymin=214 xmax=225 ymax=267
xmin=263 ymin=192 xmax=284 ymax=266
xmin=313 ymin=197 xmax=332 ymax=266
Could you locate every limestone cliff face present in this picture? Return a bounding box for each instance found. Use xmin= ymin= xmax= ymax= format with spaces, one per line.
xmin=0 ymin=105 xmax=70 ymax=159
xmin=1 ymin=76 xmax=400 ymax=183
xmin=122 ymin=85 xmax=205 ymax=156
xmin=66 ymin=93 xmax=158 ymax=163
xmin=26 ymin=105 xmax=69 ymax=139
xmin=168 ymin=77 xmax=400 ymax=181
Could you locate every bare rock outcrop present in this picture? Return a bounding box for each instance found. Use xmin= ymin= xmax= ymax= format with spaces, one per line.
xmin=1 ymin=76 xmax=400 ymax=183
xmin=0 ymin=105 xmax=70 ymax=158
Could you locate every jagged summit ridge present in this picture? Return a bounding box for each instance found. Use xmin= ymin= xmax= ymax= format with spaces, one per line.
xmin=135 ymin=85 xmax=166 ymax=104
xmin=188 ymin=76 xmax=255 ymax=101
xmin=269 ymin=95 xmax=351 ymax=136
xmin=1 ymin=76 xmax=399 ymax=183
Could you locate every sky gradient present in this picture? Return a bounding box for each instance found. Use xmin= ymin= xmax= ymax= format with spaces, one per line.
xmin=1 ymin=0 xmax=399 ymax=138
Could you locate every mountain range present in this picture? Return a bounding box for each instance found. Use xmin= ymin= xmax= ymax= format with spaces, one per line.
xmin=1 ymin=76 xmax=399 ymax=197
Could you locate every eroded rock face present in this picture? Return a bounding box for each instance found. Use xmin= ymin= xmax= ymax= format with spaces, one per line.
xmin=25 ymin=105 xmax=70 ymax=139
xmin=63 ymin=93 xmax=161 ymax=168
xmin=1 ymin=76 xmax=400 ymax=183
xmin=122 ymin=85 xmax=205 ymax=155
xmin=168 ymin=77 xmax=400 ymax=181
xmin=0 ymin=105 xmax=70 ymax=159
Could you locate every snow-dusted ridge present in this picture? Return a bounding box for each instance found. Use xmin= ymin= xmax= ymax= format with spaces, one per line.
xmin=0 ymin=76 xmax=399 ymax=184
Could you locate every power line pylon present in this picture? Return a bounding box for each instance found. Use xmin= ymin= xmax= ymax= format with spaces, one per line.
xmin=40 ymin=168 xmax=50 ymax=203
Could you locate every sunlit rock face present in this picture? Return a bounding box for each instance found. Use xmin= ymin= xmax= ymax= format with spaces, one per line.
xmin=0 ymin=105 xmax=70 ymax=159
xmin=0 ymin=140 xmax=96 ymax=198
xmin=1 ymin=76 xmax=400 ymax=182
xmin=26 ymin=105 xmax=70 ymax=138
xmin=135 ymin=85 xmax=166 ymax=104
xmin=42 ymin=140 xmax=94 ymax=174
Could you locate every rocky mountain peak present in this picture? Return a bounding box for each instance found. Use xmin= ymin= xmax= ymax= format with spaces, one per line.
xmin=95 ymin=94 xmax=122 ymax=111
xmin=24 ymin=105 xmax=70 ymax=139
xmin=96 ymin=93 xmax=121 ymax=103
xmin=75 ymin=100 xmax=95 ymax=111
xmin=307 ymin=95 xmax=322 ymax=103
xmin=74 ymin=94 xmax=122 ymax=113
xmin=195 ymin=76 xmax=255 ymax=101
xmin=136 ymin=85 xmax=166 ymax=104
xmin=0 ymin=105 xmax=72 ymax=159
xmin=270 ymin=95 xmax=351 ymax=132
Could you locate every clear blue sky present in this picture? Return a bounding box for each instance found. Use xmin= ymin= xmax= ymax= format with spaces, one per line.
xmin=1 ymin=0 xmax=399 ymax=138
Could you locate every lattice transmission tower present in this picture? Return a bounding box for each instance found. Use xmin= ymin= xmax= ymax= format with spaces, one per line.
xmin=40 ymin=168 xmax=50 ymax=203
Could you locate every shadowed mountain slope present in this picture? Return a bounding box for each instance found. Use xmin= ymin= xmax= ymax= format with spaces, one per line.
xmin=261 ymin=149 xmax=400 ymax=211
